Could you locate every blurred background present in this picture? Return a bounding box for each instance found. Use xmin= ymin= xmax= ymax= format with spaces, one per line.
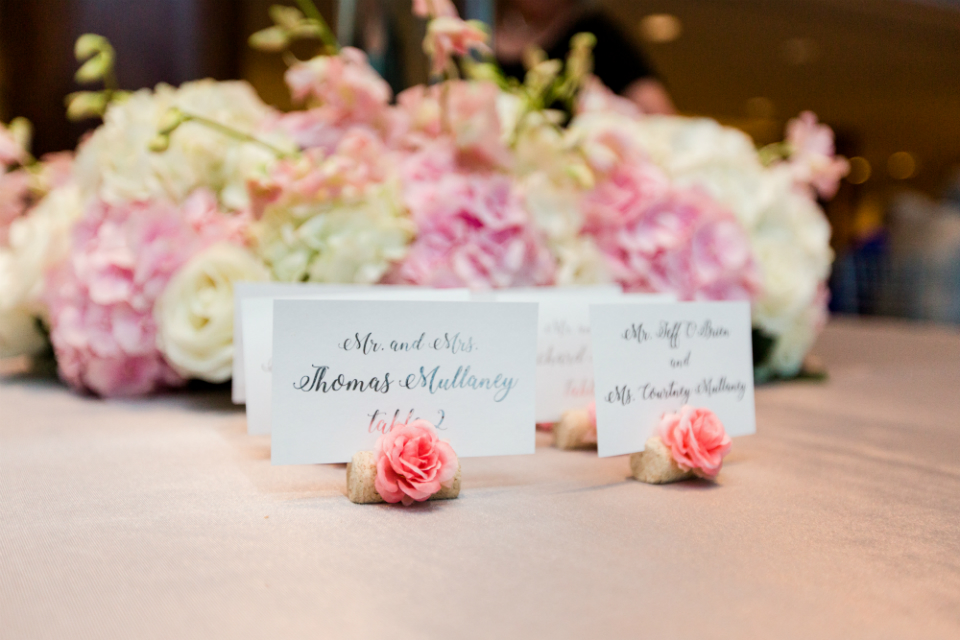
xmin=2 ymin=0 xmax=959 ymax=324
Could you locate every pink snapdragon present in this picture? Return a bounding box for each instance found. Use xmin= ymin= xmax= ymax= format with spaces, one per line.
xmin=45 ymin=190 xmax=244 ymax=397
xmin=249 ymin=128 xmax=392 ymax=216
xmin=285 ymin=47 xmax=392 ymax=128
xmin=391 ymin=81 xmax=510 ymax=169
xmin=423 ymin=17 xmax=490 ymax=76
xmin=785 ymin=111 xmax=849 ymax=199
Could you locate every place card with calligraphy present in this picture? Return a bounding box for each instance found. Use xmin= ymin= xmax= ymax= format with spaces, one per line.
xmin=590 ymin=301 xmax=755 ymax=458
xmin=271 ymin=300 xmax=538 ymax=464
xmin=242 ymin=288 xmax=469 ymax=435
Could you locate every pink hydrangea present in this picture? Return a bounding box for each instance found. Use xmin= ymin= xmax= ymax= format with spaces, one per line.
xmin=785 ymin=111 xmax=849 ymax=199
xmin=284 ymin=47 xmax=392 ymax=128
xmin=45 ymin=190 xmax=243 ymax=397
xmin=374 ymin=419 xmax=458 ymax=506
xmin=388 ymin=142 xmax=555 ymax=289
xmin=583 ymin=163 xmax=760 ymax=301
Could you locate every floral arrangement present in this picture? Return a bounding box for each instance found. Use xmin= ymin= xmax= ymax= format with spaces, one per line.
xmin=0 ymin=0 xmax=847 ymax=397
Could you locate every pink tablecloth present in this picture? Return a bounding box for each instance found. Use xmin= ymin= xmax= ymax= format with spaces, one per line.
xmin=2 ymin=318 xmax=959 ymax=639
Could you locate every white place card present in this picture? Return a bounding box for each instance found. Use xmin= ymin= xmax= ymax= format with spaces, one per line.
xmin=271 ymin=300 xmax=537 ymax=464
xmin=590 ymin=301 xmax=756 ymax=458
xmin=232 ymin=283 xmax=431 ymax=403
xmin=242 ymin=288 xmax=469 ymax=435
xmin=492 ymin=287 xmax=673 ymax=423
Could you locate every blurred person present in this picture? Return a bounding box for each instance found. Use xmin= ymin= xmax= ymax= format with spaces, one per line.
xmin=495 ymin=0 xmax=675 ymax=114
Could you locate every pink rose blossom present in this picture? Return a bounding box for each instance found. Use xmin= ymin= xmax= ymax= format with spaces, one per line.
xmin=412 ymin=0 xmax=458 ymax=18
xmin=584 ymin=168 xmax=760 ymax=301
xmin=423 ymin=17 xmax=489 ymax=76
xmin=785 ymin=111 xmax=850 ymax=199
xmin=657 ymin=405 xmax=732 ymax=479
xmin=45 ymin=189 xmax=244 ymax=397
xmin=389 ymin=144 xmax=555 ymax=289
xmin=284 ymin=47 xmax=392 ymax=128
xmin=374 ymin=419 xmax=458 ymax=505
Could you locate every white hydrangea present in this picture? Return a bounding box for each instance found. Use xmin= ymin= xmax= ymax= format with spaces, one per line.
xmin=254 ymin=182 xmax=415 ymax=284
xmin=73 ymin=79 xmax=286 ymax=210
xmin=0 ymin=184 xmax=84 ymax=357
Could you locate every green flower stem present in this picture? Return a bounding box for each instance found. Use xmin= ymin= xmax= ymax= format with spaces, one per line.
xmin=179 ymin=111 xmax=296 ymax=159
xmin=294 ymin=0 xmax=339 ymax=53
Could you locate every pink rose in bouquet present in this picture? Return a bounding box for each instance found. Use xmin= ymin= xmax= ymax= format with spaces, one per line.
xmin=374 ymin=419 xmax=458 ymax=506
xmin=250 ymin=128 xmax=392 ymax=212
xmin=657 ymin=406 xmax=732 ymax=479
xmin=390 ymin=142 xmax=555 ymax=289
xmin=45 ymin=190 xmax=244 ymax=397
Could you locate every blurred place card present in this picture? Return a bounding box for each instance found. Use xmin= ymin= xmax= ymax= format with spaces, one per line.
xmin=493 ymin=287 xmax=673 ymax=424
xmin=590 ymin=301 xmax=755 ymax=458
xmin=242 ymin=288 xmax=469 ymax=435
xmin=271 ymin=300 xmax=537 ymax=464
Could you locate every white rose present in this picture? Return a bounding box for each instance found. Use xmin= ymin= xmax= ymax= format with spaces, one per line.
xmin=155 ymin=242 xmax=269 ymax=382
